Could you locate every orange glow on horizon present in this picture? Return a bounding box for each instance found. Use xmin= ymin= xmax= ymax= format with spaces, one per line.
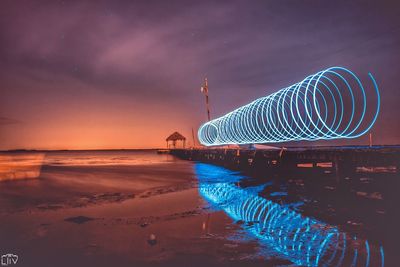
xmin=0 ymin=95 xmax=199 ymax=150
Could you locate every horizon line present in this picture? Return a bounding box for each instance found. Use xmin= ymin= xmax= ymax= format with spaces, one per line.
xmin=1 ymin=144 xmax=400 ymax=152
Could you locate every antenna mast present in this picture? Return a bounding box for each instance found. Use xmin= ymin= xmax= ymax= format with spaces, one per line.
xmin=201 ymin=78 xmax=211 ymax=121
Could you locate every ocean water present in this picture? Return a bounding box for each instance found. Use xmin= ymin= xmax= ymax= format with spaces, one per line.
xmin=0 ymin=150 xmax=396 ymax=266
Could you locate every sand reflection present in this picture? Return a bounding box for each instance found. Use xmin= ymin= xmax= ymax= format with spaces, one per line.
xmin=0 ymin=153 xmax=45 ymax=181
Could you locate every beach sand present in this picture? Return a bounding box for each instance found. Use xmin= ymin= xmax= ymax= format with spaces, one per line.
xmin=0 ymin=151 xmax=290 ymax=267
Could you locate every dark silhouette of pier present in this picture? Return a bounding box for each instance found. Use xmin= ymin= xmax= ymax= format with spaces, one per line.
xmin=171 ymin=146 xmax=400 ymax=176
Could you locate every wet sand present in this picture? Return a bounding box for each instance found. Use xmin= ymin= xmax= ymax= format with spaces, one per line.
xmin=1 ymin=150 xmax=396 ymax=266
xmin=0 ymin=151 xmax=290 ymax=267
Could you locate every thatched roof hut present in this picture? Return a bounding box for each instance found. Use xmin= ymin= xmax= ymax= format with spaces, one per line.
xmin=166 ymin=132 xmax=186 ymax=141
xmin=166 ymin=132 xmax=186 ymax=148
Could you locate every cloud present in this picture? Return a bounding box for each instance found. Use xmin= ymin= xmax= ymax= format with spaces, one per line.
xmin=0 ymin=0 xmax=399 ymax=148
xmin=0 ymin=117 xmax=21 ymax=125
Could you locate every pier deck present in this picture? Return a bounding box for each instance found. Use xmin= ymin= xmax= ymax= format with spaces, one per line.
xmin=171 ymin=146 xmax=400 ymax=175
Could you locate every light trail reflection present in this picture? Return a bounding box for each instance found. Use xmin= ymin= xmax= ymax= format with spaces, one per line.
xmin=195 ymin=163 xmax=384 ymax=266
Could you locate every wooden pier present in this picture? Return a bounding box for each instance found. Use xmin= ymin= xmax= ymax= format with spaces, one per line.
xmin=170 ymin=146 xmax=400 ymax=176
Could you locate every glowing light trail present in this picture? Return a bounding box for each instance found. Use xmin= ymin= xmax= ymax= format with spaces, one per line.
xmin=199 ymin=180 xmax=384 ymax=266
xmin=195 ymin=163 xmax=385 ymax=266
xmin=198 ymin=67 xmax=380 ymax=146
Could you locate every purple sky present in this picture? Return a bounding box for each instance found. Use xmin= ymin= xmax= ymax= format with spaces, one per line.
xmin=1 ymin=0 xmax=399 ymax=149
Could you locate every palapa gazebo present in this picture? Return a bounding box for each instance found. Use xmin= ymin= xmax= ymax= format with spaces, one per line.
xmin=166 ymin=132 xmax=186 ymax=148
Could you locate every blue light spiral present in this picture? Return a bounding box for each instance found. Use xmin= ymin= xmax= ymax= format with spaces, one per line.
xmin=198 ymin=67 xmax=380 ymax=146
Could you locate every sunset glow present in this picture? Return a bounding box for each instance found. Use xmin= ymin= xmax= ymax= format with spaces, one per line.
xmin=1 ymin=1 xmax=399 ymax=150
xmin=0 ymin=2 xmax=398 ymax=267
